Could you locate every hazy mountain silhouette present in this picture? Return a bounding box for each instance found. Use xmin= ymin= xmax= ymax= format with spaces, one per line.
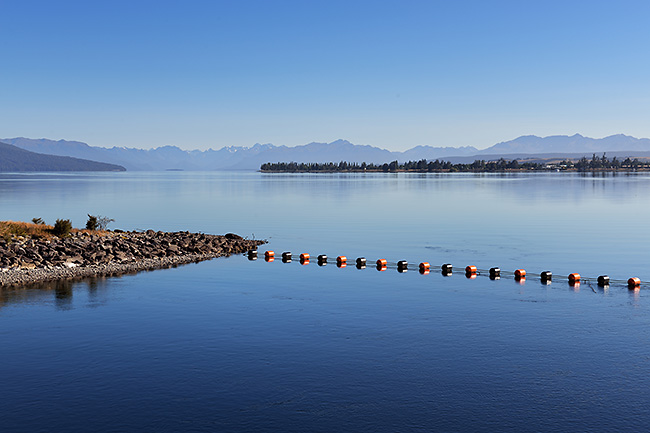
xmin=479 ymin=133 xmax=650 ymax=154
xmin=5 ymin=134 xmax=650 ymax=171
xmin=2 ymin=137 xmax=478 ymax=170
xmin=0 ymin=141 xmax=126 ymax=172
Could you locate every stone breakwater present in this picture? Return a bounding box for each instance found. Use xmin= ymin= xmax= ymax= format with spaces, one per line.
xmin=0 ymin=230 xmax=265 ymax=287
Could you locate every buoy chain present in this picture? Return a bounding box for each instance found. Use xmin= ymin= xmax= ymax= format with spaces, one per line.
xmin=284 ymin=254 xmax=404 ymax=268
xmin=253 ymin=250 xmax=643 ymax=289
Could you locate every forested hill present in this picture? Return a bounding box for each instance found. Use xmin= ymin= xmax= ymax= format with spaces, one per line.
xmin=261 ymin=155 xmax=649 ymax=173
xmin=0 ymin=141 xmax=126 ymax=172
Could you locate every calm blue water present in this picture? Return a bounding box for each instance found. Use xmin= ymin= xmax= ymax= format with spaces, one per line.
xmin=2 ymin=171 xmax=650 ymax=432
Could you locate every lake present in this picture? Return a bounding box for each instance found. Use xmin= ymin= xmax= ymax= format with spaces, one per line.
xmin=1 ymin=171 xmax=650 ymax=432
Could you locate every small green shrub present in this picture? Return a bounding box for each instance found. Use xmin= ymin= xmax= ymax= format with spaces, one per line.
xmin=52 ymin=219 xmax=72 ymax=237
xmin=86 ymin=214 xmax=98 ymax=230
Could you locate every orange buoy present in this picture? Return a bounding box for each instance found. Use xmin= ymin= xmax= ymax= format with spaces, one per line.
xmin=376 ymin=259 xmax=387 ymax=267
xmin=568 ymin=273 xmax=581 ymax=283
xmin=300 ymin=253 xmax=310 ymax=261
xmin=628 ymin=277 xmax=641 ymax=288
xmin=515 ymin=269 xmax=526 ymax=279
xmin=337 ymin=256 xmax=347 ymax=264
xmin=465 ymin=265 xmax=477 ymax=274
xmin=264 ymin=251 xmax=275 ymax=258
xmin=300 ymin=258 xmax=309 ymax=265
xmin=419 ymin=262 xmax=430 ymax=271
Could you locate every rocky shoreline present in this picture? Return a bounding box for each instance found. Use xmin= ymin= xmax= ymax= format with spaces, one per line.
xmin=0 ymin=230 xmax=265 ymax=287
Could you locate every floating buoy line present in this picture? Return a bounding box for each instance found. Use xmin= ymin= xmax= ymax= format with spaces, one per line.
xmin=247 ymin=250 xmax=643 ymax=290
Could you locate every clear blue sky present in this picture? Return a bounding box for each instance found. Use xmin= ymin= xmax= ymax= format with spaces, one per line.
xmin=2 ymin=0 xmax=650 ymax=151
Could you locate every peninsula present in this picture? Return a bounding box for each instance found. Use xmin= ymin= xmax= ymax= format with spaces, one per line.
xmin=0 ymin=221 xmax=264 ymax=287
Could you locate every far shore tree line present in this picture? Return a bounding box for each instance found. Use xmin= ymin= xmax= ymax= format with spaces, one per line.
xmin=260 ymin=154 xmax=650 ymax=173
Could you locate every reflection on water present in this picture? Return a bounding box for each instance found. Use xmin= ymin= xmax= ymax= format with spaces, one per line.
xmin=0 ymin=259 xmax=211 ymax=310
xmin=54 ymin=280 xmax=73 ymax=309
xmin=0 ymin=277 xmax=112 ymax=310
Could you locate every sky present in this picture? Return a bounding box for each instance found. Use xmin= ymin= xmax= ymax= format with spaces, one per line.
xmin=2 ymin=0 xmax=650 ymax=151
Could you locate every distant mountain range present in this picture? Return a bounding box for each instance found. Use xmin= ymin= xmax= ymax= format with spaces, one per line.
xmin=3 ymin=134 xmax=650 ymax=171
xmin=1 ymin=137 xmax=478 ymax=171
xmin=479 ymin=133 xmax=650 ymax=154
xmin=0 ymin=141 xmax=126 ymax=172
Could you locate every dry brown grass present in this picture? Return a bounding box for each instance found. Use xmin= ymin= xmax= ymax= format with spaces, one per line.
xmin=0 ymin=220 xmax=54 ymax=239
xmin=0 ymin=220 xmax=112 ymax=241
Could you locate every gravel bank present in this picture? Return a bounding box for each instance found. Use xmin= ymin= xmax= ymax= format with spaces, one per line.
xmin=0 ymin=230 xmax=265 ymax=287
